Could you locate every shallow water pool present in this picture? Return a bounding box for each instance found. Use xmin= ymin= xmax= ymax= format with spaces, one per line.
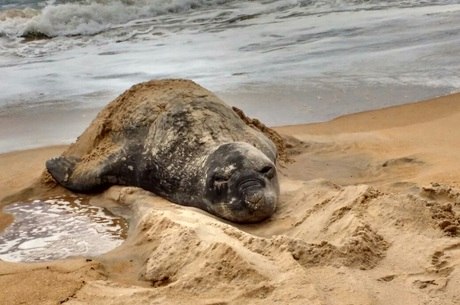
xmin=0 ymin=196 xmax=127 ymax=262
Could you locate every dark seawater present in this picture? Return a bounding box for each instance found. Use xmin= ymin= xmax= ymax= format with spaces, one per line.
xmin=0 ymin=0 xmax=459 ymax=151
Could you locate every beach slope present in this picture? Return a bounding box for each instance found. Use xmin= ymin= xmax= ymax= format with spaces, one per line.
xmin=1 ymin=93 xmax=460 ymax=305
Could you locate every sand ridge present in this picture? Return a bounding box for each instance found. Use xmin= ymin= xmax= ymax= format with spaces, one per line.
xmin=1 ymin=93 xmax=460 ymax=304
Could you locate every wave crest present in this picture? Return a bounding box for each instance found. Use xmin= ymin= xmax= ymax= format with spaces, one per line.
xmin=1 ymin=0 xmax=232 ymax=37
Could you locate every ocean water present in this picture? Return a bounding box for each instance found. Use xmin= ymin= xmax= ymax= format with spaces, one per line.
xmin=0 ymin=0 xmax=459 ymax=151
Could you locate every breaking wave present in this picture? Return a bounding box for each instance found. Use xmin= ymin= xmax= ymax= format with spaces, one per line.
xmin=2 ymin=0 xmax=458 ymax=38
xmin=0 ymin=0 xmax=233 ymax=37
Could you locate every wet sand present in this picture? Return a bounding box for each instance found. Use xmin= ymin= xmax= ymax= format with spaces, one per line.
xmin=1 ymin=92 xmax=460 ymax=304
xmin=0 ymin=146 xmax=65 ymax=232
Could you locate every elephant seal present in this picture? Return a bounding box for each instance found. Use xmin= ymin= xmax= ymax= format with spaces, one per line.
xmin=46 ymin=79 xmax=279 ymax=223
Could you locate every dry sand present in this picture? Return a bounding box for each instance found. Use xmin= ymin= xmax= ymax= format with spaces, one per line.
xmin=1 ymin=93 xmax=460 ymax=305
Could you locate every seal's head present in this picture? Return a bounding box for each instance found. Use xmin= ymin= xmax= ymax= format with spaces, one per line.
xmin=203 ymin=142 xmax=279 ymax=223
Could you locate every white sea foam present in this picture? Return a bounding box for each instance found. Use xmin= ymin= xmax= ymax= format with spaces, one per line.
xmin=1 ymin=0 xmax=456 ymax=38
xmin=0 ymin=0 xmax=235 ymax=37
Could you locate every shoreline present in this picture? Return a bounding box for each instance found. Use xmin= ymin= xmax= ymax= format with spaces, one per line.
xmin=1 ymin=82 xmax=456 ymax=154
xmin=277 ymin=91 xmax=460 ymax=134
xmin=1 ymin=92 xmax=460 ymax=305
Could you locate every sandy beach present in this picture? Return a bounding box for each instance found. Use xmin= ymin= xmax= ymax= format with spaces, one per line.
xmin=1 ymin=92 xmax=460 ymax=305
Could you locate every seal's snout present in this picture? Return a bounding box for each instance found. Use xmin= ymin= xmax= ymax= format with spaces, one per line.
xmin=233 ymin=168 xmax=277 ymax=217
xmin=244 ymin=190 xmax=264 ymax=210
xmin=237 ymin=176 xmax=266 ymax=210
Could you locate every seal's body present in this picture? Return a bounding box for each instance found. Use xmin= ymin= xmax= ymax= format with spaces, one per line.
xmin=46 ymin=79 xmax=279 ymax=223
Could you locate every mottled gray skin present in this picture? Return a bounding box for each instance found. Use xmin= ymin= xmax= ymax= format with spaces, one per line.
xmin=46 ymin=79 xmax=279 ymax=223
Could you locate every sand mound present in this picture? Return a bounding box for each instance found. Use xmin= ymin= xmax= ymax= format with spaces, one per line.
xmin=47 ymin=175 xmax=457 ymax=305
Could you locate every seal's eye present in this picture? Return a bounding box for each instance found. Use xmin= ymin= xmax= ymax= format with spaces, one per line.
xmin=213 ymin=174 xmax=230 ymax=192
xmin=260 ymin=165 xmax=275 ymax=179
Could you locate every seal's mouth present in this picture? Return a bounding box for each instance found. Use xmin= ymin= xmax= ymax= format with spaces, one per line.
xmin=238 ymin=177 xmax=264 ymax=193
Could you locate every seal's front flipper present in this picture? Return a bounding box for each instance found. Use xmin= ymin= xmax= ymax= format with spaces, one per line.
xmin=46 ymin=144 xmax=130 ymax=193
xmin=46 ymin=156 xmax=80 ymax=187
xmin=46 ymin=155 xmax=105 ymax=193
